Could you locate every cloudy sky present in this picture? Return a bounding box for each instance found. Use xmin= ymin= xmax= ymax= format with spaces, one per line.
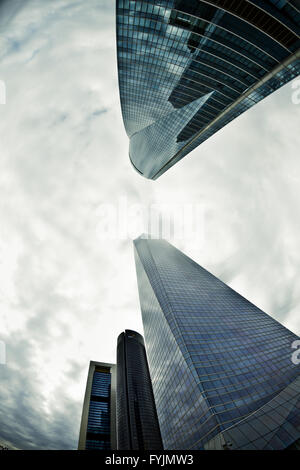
xmin=0 ymin=0 xmax=299 ymax=450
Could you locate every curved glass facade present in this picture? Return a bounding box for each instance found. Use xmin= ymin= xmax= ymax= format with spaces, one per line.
xmin=134 ymin=237 xmax=300 ymax=449
xmin=205 ymin=376 xmax=300 ymax=450
xmin=117 ymin=0 xmax=300 ymax=179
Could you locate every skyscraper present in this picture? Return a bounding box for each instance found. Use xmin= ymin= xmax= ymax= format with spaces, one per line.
xmin=116 ymin=330 xmax=163 ymax=450
xmin=134 ymin=236 xmax=300 ymax=450
xmin=117 ymin=0 xmax=300 ymax=179
xmin=78 ymin=361 xmax=117 ymax=450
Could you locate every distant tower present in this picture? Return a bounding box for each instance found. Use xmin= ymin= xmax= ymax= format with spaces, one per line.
xmin=134 ymin=236 xmax=300 ymax=450
xmin=78 ymin=361 xmax=116 ymax=450
xmin=116 ymin=330 xmax=163 ymax=450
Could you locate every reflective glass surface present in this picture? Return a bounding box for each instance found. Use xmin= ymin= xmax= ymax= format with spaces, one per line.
xmin=117 ymin=0 xmax=300 ymax=179
xmin=205 ymin=376 xmax=300 ymax=450
xmin=134 ymin=237 xmax=300 ymax=449
xmin=86 ymin=371 xmax=111 ymax=450
xmin=116 ymin=330 xmax=163 ymax=449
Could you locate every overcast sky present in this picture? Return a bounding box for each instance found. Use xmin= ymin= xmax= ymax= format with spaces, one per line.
xmin=0 ymin=0 xmax=299 ymax=450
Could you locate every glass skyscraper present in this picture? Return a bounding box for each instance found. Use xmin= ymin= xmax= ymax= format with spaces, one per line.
xmin=134 ymin=236 xmax=300 ymax=449
xmin=78 ymin=361 xmax=117 ymax=450
xmin=116 ymin=330 xmax=163 ymax=449
xmin=117 ymin=0 xmax=300 ymax=179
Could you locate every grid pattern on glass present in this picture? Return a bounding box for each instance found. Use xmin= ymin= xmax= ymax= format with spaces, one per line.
xmin=204 ymin=376 xmax=300 ymax=450
xmin=129 ymin=91 xmax=212 ymax=177
xmin=134 ymin=244 xmax=217 ymax=449
xmin=134 ymin=237 xmax=300 ymax=449
xmin=116 ymin=331 xmax=163 ymax=450
xmin=86 ymin=439 xmax=111 ymax=450
xmin=86 ymin=371 xmax=111 ymax=447
xmin=117 ymin=0 xmax=300 ymax=179
xmin=91 ymin=371 xmax=111 ymax=398
xmin=87 ymin=401 xmax=110 ymax=434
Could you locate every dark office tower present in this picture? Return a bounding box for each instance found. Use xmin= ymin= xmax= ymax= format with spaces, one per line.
xmin=116 ymin=330 xmax=163 ymax=450
xmin=116 ymin=0 xmax=300 ymax=179
xmin=134 ymin=237 xmax=300 ymax=450
xmin=78 ymin=361 xmax=117 ymax=450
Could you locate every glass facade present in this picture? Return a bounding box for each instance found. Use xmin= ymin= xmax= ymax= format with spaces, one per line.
xmin=205 ymin=375 xmax=300 ymax=449
xmin=134 ymin=237 xmax=300 ymax=449
xmin=116 ymin=330 xmax=163 ymax=449
xmin=117 ymin=0 xmax=300 ymax=179
xmin=78 ymin=362 xmax=116 ymax=450
xmin=86 ymin=370 xmax=111 ymax=449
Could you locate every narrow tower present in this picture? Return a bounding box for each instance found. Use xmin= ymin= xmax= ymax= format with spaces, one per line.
xmin=116 ymin=330 xmax=163 ymax=450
